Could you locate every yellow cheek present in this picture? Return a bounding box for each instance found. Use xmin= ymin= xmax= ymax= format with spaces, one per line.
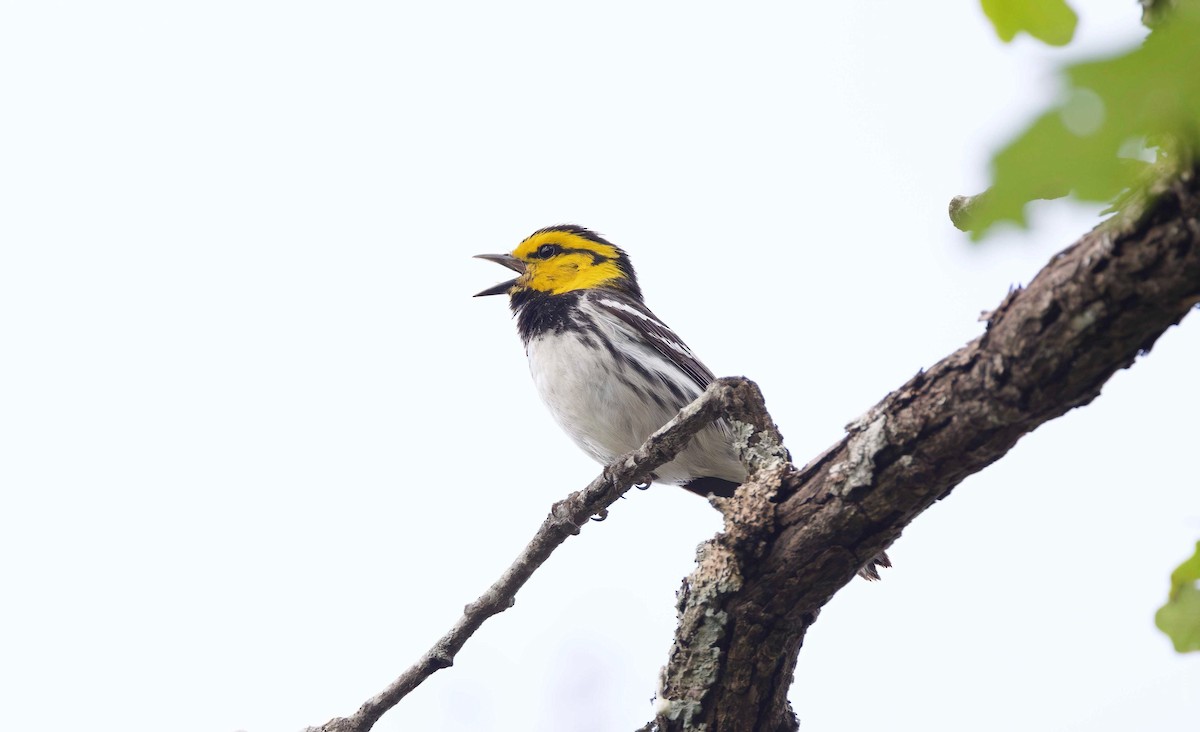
xmin=522 ymin=256 xmax=621 ymax=293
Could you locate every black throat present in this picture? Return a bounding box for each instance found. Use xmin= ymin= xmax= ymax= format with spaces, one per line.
xmin=510 ymin=289 xmax=586 ymax=343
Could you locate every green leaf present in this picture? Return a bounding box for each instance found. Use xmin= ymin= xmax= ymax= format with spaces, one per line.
xmin=980 ymin=0 xmax=1079 ymax=46
xmin=1155 ymin=541 xmax=1200 ymax=653
xmin=961 ymin=7 xmax=1200 ymax=239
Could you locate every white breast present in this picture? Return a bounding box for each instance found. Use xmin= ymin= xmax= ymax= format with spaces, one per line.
xmin=524 ymin=320 xmax=745 ymax=487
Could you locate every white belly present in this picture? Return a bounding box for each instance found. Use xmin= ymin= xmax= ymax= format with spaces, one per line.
xmin=525 ymin=330 xmax=745 ymax=486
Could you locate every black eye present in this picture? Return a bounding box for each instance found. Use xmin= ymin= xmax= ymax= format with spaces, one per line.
xmin=536 ymin=244 xmax=562 ymax=258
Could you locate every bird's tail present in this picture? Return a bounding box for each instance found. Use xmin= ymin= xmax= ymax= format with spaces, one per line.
xmin=857 ymin=551 xmax=892 ymax=581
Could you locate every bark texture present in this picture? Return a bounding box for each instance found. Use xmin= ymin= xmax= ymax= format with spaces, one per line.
xmin=651 ymin=168 xmax=1200 ymax=731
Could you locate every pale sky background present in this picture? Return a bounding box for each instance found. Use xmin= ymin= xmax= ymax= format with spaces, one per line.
xmin=2 ymin=2 xmax=1198 ymax=731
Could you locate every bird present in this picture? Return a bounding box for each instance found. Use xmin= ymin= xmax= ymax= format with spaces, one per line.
xmin=475 ymin=224 xmax=890 ymax=579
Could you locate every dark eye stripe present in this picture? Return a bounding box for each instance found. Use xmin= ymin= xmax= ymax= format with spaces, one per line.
xmin=530 ymin=244 xmax=609 ymax=264
xmin=561 ymin=247 xmax=609 ymax=264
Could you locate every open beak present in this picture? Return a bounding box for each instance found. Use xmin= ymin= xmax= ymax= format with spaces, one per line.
xmin=473 ymin=253 xmax=526 ymax=297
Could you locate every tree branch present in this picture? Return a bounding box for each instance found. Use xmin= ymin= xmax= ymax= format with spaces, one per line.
xmin=305 ymin=378 xmax=784 ymax=732
xmin=650 ymin=167 xmax=1200 ymax=731
xmin=309 ymin=166 xmax=1197 ymax=732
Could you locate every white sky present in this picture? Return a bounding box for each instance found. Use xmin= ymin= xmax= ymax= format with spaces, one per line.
xmin=2 ymin=2 xmax=1198 ymax=731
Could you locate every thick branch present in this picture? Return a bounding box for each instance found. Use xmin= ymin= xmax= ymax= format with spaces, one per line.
xmin=652 ymin=168 xmax=1200 ymax=730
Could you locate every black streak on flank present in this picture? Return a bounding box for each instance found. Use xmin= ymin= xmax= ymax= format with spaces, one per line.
xmin=590 ymin=291 xmax=712 ymax=388
xmin=584 ymin=321 xmax=610 ymax=352
xmin=624 ymin=354 xmax=657 ymax=385
xmin=645 ymin=386 xmax=669 ymax=410
xmin=616 ymin=372 xmax=669 ymax=410
xmin=618 ymin=374 xmax=648 ymax=402
xmin=596 ymin=327 xmax=624 ymax=363
xmin=657 ymin=372 xmax=690 ymax=404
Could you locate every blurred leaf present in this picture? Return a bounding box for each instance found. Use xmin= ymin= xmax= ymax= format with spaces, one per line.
xmin=1155 ymin=541 xmax=1200 ymax=653
xmin=963 ymin=7 xmax=1200 ymax=239
xmin=981 ymin=0 xmax=1078 ymax=45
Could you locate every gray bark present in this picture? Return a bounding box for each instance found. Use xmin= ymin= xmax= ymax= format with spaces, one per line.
xmin=650 ymin=168 xmax=1200 ymax=731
